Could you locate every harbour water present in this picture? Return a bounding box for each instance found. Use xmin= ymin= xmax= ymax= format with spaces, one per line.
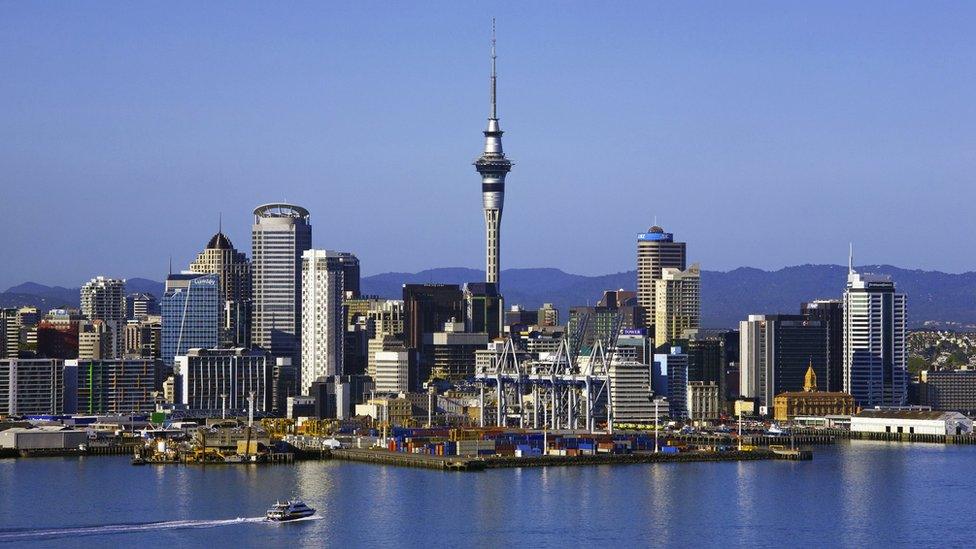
xmin=2 ymin=440 xmax=975 ymax=548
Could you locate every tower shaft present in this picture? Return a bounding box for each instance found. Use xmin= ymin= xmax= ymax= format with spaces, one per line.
xmin=474 ymin=19 xmax=512 ymax=286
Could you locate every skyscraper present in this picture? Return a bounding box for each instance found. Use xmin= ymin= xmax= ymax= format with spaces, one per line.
xmin=337 ymin=252 xmax=361 ymax=299
xmin=464 ymin=282 xmax=503 ymax=340
xmin=802 ymin=299 xmax=844 ymax=392
xmin=251 ymin=203 xmax=312 ymax=367
xmin=300 ymin=249 xmax=345 ymax=395
xmin=654 ymin=264 xmax=701 ymax=346
xmin=843 ymin=252 xmax=908 ymax=407
xmin=160 ymin=273 xmax=220 ymax=366
xmin=188 ymin=229 xmax=252 ymax=347
xmin=473 ymin=22 xmax=513 ymax=286
xmin=80 ymin=277 xmax=126 ymax=358
xmin=402 ymin=284 xmax=465 ymax=351
xmin=636 ymin=226 xmax=687 ymax=333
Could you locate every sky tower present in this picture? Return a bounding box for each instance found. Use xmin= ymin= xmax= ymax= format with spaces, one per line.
xmin=474 ymin=20 xmax=513 ymax=286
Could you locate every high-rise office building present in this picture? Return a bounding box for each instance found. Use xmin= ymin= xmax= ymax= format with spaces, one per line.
xmin=802 ymin=299 xmax=844 ymax=392
xmin=403 ymin=284 xmax=465 ymax=351
xmin=0 ymin=309 xmax=19 ymax=359
xmin=844 ymin=257 xmax=908 ymax=407
xmin=739 ymin=314 xmax=828 ymax=410
xmin=80 ymin=277 xmax=126 ymax=358
xmin=464 ymin=282 xmax=503 ymax=340
xmin=251 ymin=203 xmax=312 ymax=368
xmin=78 ymin=320 xmax=113 ymax=360
xmin=473 ymin=24 xmax=513 ymax=286
xmin=337 ymin=252 xmax=361 ymax=299
xmin=422 ymin=321 xmax=489 ymax=384
xmin=160 ymin=273 xmax=220 ymax=366
xmin=637 ymin=226 xmax=686 ymax=332
xmin=300 ymin=250 xmax=345 ymax=395
xmin=653 ymin=348 xmax=689 ymax=420
xmin=654 ymin=264 xmax=701 ymax=346
xmin=188 ymin=229 xmax=252 ymax=347
xmin=374 ymin=350 xmax=411 ymax=394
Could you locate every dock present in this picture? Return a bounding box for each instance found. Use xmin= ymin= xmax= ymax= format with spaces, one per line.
xmin=328 ymin=447 xmax=809 ymax=471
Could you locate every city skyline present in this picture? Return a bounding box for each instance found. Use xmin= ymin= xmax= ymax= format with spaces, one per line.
xmin=4 ymin=3 xmax=976 ymax=289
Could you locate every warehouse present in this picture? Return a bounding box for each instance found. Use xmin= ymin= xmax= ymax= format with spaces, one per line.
xmin=0 ymin=427 xmax=89 ymax=450
xmin=851 ymin=409 xmax=972 ymax=436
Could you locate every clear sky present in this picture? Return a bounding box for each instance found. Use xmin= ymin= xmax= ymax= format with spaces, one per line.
xmin=2 ymin=2 xmax=975 ymax=288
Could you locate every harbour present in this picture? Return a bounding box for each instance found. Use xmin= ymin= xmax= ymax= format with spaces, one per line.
xmin=1 ymin=441 xmax=974 ymax=547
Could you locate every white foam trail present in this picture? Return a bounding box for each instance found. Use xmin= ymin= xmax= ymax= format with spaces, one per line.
xmin=0 ymin=516 xmax=268 ymax=541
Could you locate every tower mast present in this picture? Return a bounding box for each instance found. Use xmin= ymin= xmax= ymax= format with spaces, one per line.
xmin=474 ymin=18 xmax=513 ymax=286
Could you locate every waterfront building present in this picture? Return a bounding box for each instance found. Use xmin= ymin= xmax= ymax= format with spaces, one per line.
xmin=464 ymin=282 xmax=503 ymax=340
xmin=608 ymin=358 xmax=654 ymax=425
xmin=739 ymin=314 xmax=828 ymax=411
xmin=251 ymin=203 xmax=312 ymax=370
xmin=653 ymin=348 xmax=689 ymax=420
xmin=568 ymin=299 xmax=639 ymax=354
xmin=688 ymin=336 xmax=724 ymax=389
xmin=473 ymin=24 xmax=513 ymax=287
xmin=307 ymin=376 xmax=355 ymax=419
xmin=174 ymin=348 xmax=273 ymax=414
xmin=843 ymin=258 xmax=908 ymax=407
xmin=368 ymin=334 xmax=407 ymax=379
xmin=80 ymin=277 xmax=126 ymax=358
xmin=772 ymin=364 xmax=856 ymax=422
xmin=78 ymin=320 xmax=113 ymax=360
xmin=505 ymin=305 xmax=538 ymax=328
xmin=654 ymin=264 xmax=701 ymax=346
xmin=125 ymin=293 xmax=158 ymax=321
xmin=422 ymin=321 xmax=489 ymax=384
xmin=918 ymin=370 xmax=976 ymax=414
xmin=188 ymin=230 xmax=252 ymax=347
xmin=374 ymin=350 xmax=411 ymax=394
xmin=301 ymin=250 xmax=345 ymax=395
xmin=403 ymin=284 xmax=465 ymax=351
xmin=271 ymin=357 xmax=297 ymax=414
xmin=687 ymin=381 xmax=720 ymax=423
xmin=802 ymin=299 xmax=844 ymax=392
xmin=355 ymin=396 xmax=413 ymax=427
xmin=617 ymin=330 xmax=653 ymax=366
xmin=160 ymin=273 xmax=220 ymax=366
xmin=637 ymin=225 xmax=687 ymax=332
xmin=850 ymin=409 xmax=971 ymax=436
xmin=69 ymin=359 xmax=162 ymax=414
xmin=0 ymin=359 xmax=68 ymax=415
xmin=37 ymin=309 xmax=82 ymax=359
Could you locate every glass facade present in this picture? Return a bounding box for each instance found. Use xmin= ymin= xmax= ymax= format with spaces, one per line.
xmin=161 ymin=274 xmax=220 ymax=366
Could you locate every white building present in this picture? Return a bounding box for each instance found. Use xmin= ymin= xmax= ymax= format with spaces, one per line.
xmin=654 ymin=264 xmax=701 ymax=346
xmin=607 ymin=358 xmax=654 ymax=424
xmin=80 ymin=276 xmax=126 ymax=358
xmin=175 ymin=348 xmax=273 ymax=414
xmin=843 ymin=253 xmax=908 ymax=407
xmin=851 ymin=409 xmax=972 ymax=436
xmin=374 ymin=350 xmax=411 ymax=394
xmin=251 ymin=203 xmax=312 ymax=373
xmin=301 ymin=249 xmax=345 ymax=395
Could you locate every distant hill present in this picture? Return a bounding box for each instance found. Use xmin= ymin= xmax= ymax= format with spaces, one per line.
xmin=3 ymin=266 xmax=973 ymax=329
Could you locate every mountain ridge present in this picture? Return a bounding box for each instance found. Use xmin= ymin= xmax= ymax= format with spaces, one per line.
xmin=3 ymin=265 xmax=974 ymax=329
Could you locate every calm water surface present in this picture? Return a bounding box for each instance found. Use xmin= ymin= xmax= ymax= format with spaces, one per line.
xmin=1 ymin=440 xmax=975 ymax=548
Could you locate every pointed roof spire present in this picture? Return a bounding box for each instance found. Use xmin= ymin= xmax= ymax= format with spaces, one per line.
xmin=490 ymin=18 xmax=498 ymax=120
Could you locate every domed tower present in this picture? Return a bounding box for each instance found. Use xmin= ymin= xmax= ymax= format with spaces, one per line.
xmin=474 ymin=20 xmax=513 ymax=286
xmin=636 ymin=225 xmax=686 ymax=332
xmin=188 ymin=221 xmax=252 ymax=347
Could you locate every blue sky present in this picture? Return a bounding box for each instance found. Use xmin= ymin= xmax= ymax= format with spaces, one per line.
xmin=1 ymin=2 xmax=974 ymax=288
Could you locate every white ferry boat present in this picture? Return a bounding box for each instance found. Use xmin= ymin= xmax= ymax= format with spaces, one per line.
xmin=266 ymin=499 xmax=316 ymax=522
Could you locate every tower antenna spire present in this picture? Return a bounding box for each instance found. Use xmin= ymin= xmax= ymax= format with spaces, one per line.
xmin=218 ymin=212 xmax=222 ymax=234
xmin=490 ymin=18 xmax=497 ymax=120
xmin=848 ymin=242 xmax=854 ymax=274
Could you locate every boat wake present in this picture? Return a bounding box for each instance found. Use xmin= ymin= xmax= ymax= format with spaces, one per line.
xmin=0 ymin=516 xmax=268 ymax=541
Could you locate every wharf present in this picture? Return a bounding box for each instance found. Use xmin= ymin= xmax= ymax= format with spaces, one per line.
xmin=329 ymin=448 xmax=810 ymax=471
xmin=804 ymin=429 xmax=976 ymax=445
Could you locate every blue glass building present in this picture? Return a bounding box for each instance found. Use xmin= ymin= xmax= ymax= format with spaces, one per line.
xmin=161 ymin=273 xmax=220 ymax=366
